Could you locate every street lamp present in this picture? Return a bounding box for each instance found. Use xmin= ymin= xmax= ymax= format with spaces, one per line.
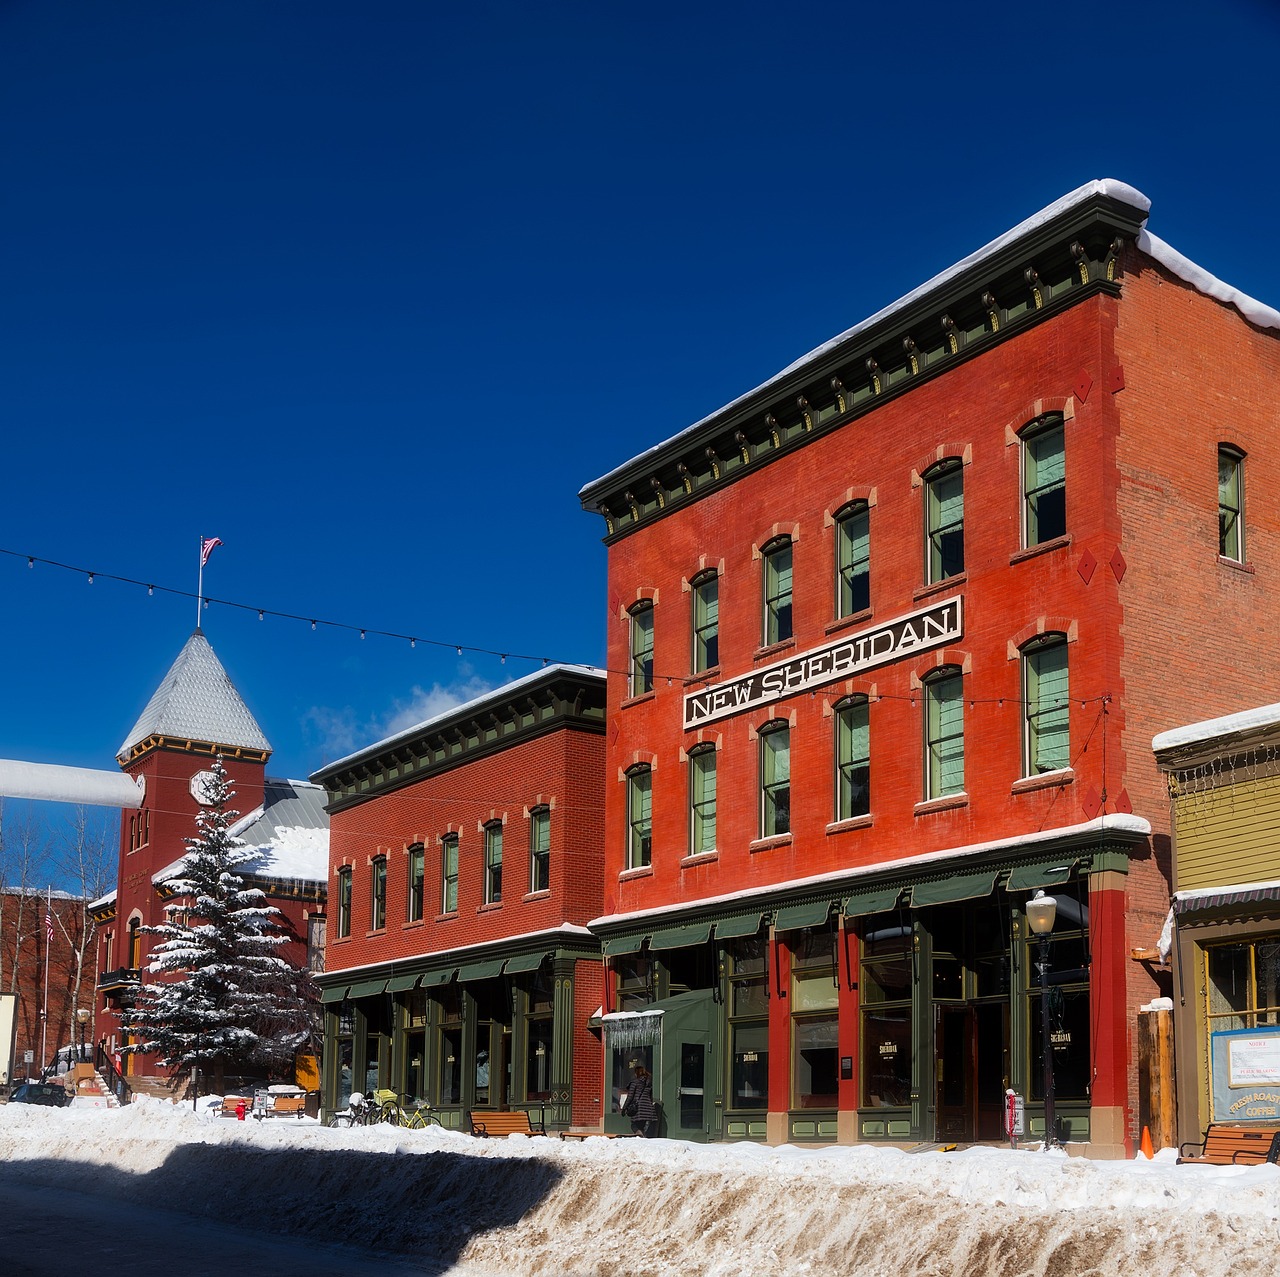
xmin=1025 ymin=890 xmax=1058 ymax=1148
xmin=76 ymin=1008 xmax=90 ymax=1063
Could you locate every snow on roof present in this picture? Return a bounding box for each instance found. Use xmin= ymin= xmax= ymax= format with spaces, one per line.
xmin=1152 ymin=702 xmax=1280 ymax=755
xmin=581 ymin=178 xmax=1280 ymax=502
xmin=119 ymin=630 xmax=271 ymax=759
xmin=589 ymin=813 xmax=1151 ymax=931
xmin=1175 ymin=878 xmax=1280 ymax=904
xmin=314 ymin=662 xmax=604 ymax=777
xmin=0 ymin=759 xmax=143 ymax=809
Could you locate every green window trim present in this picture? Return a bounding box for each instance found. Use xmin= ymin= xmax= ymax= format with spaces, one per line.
xmin=926 ymin=459 xmax=965 ymax=583
xmin=1218 ymin=445 xmax=1245 ymax=561
xmin=630 ymin=601 xmax=655 ymax=696
xmin=1024 ymin=635 xmax=1070 ymax=775
xmin=835 ymin=502 xmax=870 ymax=618
xmin=692 ymin=572 xmax=719 ymax=673
xmin=1023 ymin=418 xmax=1066 ymax=546
xmin=689 ymin=745 xmax=717 ymax=856
xmin=925 ymin=668 xmax=964 ymax=799
xmin=762 ymin=538 xmax=794 ymax=645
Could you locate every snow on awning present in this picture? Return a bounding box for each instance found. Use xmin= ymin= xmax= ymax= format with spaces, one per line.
xmin=1174 ymin=882 xmax=1280 ymax=916
xmin=601 ymin=1010 xmax=664 ymax=1048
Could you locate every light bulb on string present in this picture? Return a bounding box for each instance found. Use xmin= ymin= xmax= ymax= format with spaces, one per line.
xmin=87 ymin=573 xmax=94 ymax=584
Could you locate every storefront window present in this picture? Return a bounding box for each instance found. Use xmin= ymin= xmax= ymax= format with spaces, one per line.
xmin=524 ymin=975 xmax=554 ymax=1102
xmin=792 ymin=930 xmax=838 ymax=1110
xmin=402 ymin=990 xmax=428 ymax=1105
xmin=1207 ymin=938 xmax=1280 ymax=1030
xmin=436 ymin=985 xmax=463 ymax=1106
xmin=728 ymin=937 xmax=768 ymax=1112
xmin=614 ymin=954 xmax=654 ymax=1012
xmin=1025 ymin=884 xmax=1090 ymax=1103
xmin=610 ymin=1044 xmax=653 ymax=1114
xmin=860 ymin=916 xmax=913 ymax=1109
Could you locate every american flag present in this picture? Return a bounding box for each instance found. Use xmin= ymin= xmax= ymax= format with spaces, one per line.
xmin=200 ymin=536 xmax=223 ymax=567
xmin=45 ymin=910 xmax=54 ymax=943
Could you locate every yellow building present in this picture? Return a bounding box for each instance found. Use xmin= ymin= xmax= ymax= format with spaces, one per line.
xmin=1154 ymin=704 xmax=1280 ymax=1147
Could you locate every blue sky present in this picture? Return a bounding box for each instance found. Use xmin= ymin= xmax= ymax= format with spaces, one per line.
xmin=2 ymin=0 xmax=1278 ymax=832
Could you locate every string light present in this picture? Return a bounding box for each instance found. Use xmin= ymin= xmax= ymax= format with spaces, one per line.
xmin=147 ymin=585 xmax=154 ymax=596
xmin=87 ymin=573 xmax=94 ymax=584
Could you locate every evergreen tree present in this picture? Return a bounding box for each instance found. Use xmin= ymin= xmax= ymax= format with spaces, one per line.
xmin=123 ymin=756 xmax=316 ymax=1095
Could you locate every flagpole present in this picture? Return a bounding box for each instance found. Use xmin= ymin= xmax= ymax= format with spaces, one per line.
xmin=41 ymin=886 xmax=51 ymax=1075
xmin=197 ymin=534 xmax=204 ymax=629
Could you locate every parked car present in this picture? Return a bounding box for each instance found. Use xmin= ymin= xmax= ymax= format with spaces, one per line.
xmin=8 ymin=1082 xmax=71 ymax=1107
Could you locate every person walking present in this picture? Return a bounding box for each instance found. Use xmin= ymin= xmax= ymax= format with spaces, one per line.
xmin=622 ymin=1060 xmax=657 ymax=1137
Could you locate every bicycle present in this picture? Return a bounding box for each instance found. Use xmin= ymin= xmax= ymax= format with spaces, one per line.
xmin=327 ymin=1091 xmax=379 ymax=1127
xmin=374 ymin=1089 xmax=443 ymax=1129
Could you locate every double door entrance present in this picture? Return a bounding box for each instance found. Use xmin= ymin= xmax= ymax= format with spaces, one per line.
xmin=935 ymin=1002 xmax=1009 ymax=1142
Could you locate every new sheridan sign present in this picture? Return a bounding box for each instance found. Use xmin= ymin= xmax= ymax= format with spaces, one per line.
xmin=683 ymin=596 xmax=963 ymax=730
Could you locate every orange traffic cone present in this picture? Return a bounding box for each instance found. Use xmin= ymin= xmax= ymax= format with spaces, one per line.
xmin=1140 ymin=1126 xmax=1154 ymax=1159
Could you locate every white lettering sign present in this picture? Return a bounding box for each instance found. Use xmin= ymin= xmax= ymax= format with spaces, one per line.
xmin=1228 ymin=1036 xmax=1280 ymax=1087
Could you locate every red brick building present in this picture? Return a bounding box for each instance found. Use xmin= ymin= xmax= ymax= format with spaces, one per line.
xmin=312 ymin=665 xmax=607 ymax=1132
xmin=93 ymin=629 xmax=328 ymax=1086
xmin=578 ymin=180 xmax=1280 ymax=1154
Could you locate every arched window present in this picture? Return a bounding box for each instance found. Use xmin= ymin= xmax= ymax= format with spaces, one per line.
xmin=1023 ymin=634 xmax=1070 ymax=775
xmin=483 ymin=822 xmax=503 ymax=904
xmin=762 ymin=537 xmax=794 ymax=644
xmin=626 ymin=766 xmax=653 ymax=869
xmin=1218 ymin=445 xmax=1245 ymax=561
xmin=925 ymin=460 xmax=964 ymax=582
xmin=835 ymin=502 xmax=870 ymax=617
xmin=440 ymin=835 xmax=459 ymax=914
xmin=529 ymin=806 xmax=551 ymax=894
xmin=406 ymin=844 xmax=425 ymax=923
xmin=691 ymin=571 xmax=719 ymax=672
xmin=760 ymin=721 xmax=791 ymax=837
xmin=688 ymin=745 xmax=717 ymax=856
xmin=834 ymin=695 xmax=870 ymax=820
xmin=629 ymin=601 xmax=655 ymax=696
xmin=923 ymin=667 xmax=964 ymax=799
xmin=1022 ymin=416 xmax=1066 ymax=546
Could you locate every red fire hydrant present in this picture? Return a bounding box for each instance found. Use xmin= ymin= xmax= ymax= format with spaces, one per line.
xmin=236 ymin=1099 xmax=246 ymax=1121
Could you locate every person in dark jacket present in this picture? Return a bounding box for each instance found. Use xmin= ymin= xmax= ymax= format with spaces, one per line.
xmin=622 ymin=1060 xmax=657 ymax=1137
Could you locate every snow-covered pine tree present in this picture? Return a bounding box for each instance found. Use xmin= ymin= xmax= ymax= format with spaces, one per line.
xmin=122 ymin=756 xmax=316 ymax=1096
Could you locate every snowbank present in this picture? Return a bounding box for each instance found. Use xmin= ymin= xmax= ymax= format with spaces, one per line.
xmin=2 ymin=1099 xmax=1278 ymax=1275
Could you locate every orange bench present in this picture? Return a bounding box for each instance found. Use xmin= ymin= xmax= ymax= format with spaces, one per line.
xmin=468 ymin=1110 xmax=546 ymax=1137
xmin=1177 ymin=1123 xmax=1280 ymax=1165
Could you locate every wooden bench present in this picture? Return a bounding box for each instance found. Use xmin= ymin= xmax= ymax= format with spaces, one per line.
xmin=269 ymin=1094 xmax=307 ymax=1118
xmin=468 ymin=1109 xmax=546 ymax=1137
xmin=1177 ymin=1123 xmax=1280 ymax=1165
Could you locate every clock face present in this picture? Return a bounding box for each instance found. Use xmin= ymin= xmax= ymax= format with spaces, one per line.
xmin=189 ymin=770 xmax=219 ymax=806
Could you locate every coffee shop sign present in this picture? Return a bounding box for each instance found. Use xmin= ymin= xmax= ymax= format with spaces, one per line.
xmin=684 ymin=597 xmax=963 ymax=730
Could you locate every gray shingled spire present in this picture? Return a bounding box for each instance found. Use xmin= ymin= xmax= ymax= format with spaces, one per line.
xmin=118 ymin=629 xmax=272 ymax=760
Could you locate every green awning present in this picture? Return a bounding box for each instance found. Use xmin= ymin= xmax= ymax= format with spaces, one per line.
xmin=421 ymin=967 xmax=457 ymax=986
xmin=602 ymin=933 xmax=648 ymax=957
xmin=714 ymin=912 xmax=767 ymax=940
xmin=503 ymin=951 xmax=550 ymax=974
xmin=842 ymin=886 xmax=904 ymax=917
xmin=773 ymin=899 xmax=835 ymax=931
xmin=319 ymin=984 xmax=348 ymax=1004
xmin=910 ymin=871 xmax=998 ymax=908
xmin=649 ymin=921 xmax=713 ymax=950
xmin=387 ymin=973 xmax=421 ymax=993
xmin=457 ymin=958 xmax=506 ymax=982
xmin=1007 ymin=859 xmax=1078 ymax=892
xmin=346 ymin=977 xmax=389 ymax=999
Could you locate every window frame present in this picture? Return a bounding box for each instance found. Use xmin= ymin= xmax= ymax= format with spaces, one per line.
xmin=923 ymin=667 xmax=964 ymax=800
xmin=835 ymin=502 xmax=870 ymax=618
xmin=629 ymin=601 xmax=655 ymax=696
xmin=759 ymin=720 xmax=791 ymax=838
xmin=407 ymin=843 xmax=425 ymax=923
xmin=440 ymin=834 xmax=459 ymax=915
xmin=529 ymin=806 xmax=551 ymax=894
xmin=1218 ymin=445 xmax=1245 ymax=562
xmin=370 ymin=855 xmax=387 ymax=931
xmin=336 ymin=867 xmax=352 ymax=939
xmin=925 ymin=460 xmax=965 ymax=583
xmin=762 ymin=537 xmax=794 ymax=646
xmin=626 ymin=765 xmax=653 ymax=870
xmin=1022 ymin=634 xmax=1070 ymax=776
xmin=1022 ymin=417 xmax=1066 ymax=547
xmin=691 ymin=571 xmax=719 ymax=673
xmin=834 ymin=695 xmax=870 ymax=821
xmin=483 ymin=821 xmax=503 ymax=905
xmin=688 ymin=744 xmax=717 ymax=856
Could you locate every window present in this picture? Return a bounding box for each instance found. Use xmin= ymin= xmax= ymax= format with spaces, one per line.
xmin=791 ymin=930 xmax=838 ymax=1110
xmin=688 ymin=745 xmax=717 ymax=856
xmin=925 ymin=460 xmax=964 ymax=582
xmin=407 ymin=844 xmax=425 ymax=923
xmin=529 ymin=806 xmax=550 ymax=894
xmin=1207 ymin=937 xmax=1280 ymax=1031
xmin=626 ymin=766 xmax=652 ymax=869
xmin=728 ymin=936 xmax=768 ymax=1112
xmin=762 ymin=537 xmax=793 ymax=645
xmin=835 ymin=696 xmax=870 ymax=820
xmin=1219 ymin=446 xmax=1245 ymax=561
xmin=691 ymin=572 xmax=719 ymax=672
xmin=835 ymin=502 xmax=870 ymax=617
xmin=629 ymin=601 xmax=654 ymax=696
xmin=1025 ymin=883 xmax=1092 ymax=1108
xmin=760 ymin=721 xmax=791 ymax=837
xmin=1023 ymin=635 xmax=1070 ymax=775
xmin=859 ymin=918 xmax=913 ymax=1109
xmin=441 ymin=834 xmax=459 ymax=914
xmin=523 ymin=971 xmax=554 ymax=1102
xmin=336 ymin=867 xmax=352 ymax=939
xmin=484 ymin=822 xmax=503 ymax=904
xmin=1023 ymin=418 xmax=1066 ymax=545
xmin=924 ymin=668 xmax=964 ymax=799
xmin=370 ymin=856 xmax=387 ymax=931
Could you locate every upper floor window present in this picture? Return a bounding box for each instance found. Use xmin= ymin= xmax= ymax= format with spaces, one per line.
xmin=691 ymin=572 xmax=719 ymax=672
xmin=370 ymin=856 xmax=387 ymax=931
xmin=629 ymin=602 xmax=655 ymax=696
xmin=407 ymin=844 xmax=425 ymax=923
xmin=441 ymin=834 xmax=459 ymax=914
xmin=529 ymin=806 xmax=551 ymax=894
xmin=835 ymin=503 xmax=870 ymax=617
xmin=835 ymin=696 xmax=870 ymax=821
xmin=484 ymin=822 xmax=503 ymax=905
xmin=1218 ymin=446 xmax=1245 ymax=561
xmin=925 ymin=460 xmax=964 ymax=583
xmin=1023 ymin=635 xmax=1070 ymax=775
xmin=1023 ymin=418 xmax=1066 ymax=546
xmin=336 ymin=866 xmax=352 ymax=939
xmin=760 ymin=721 xmax=791 ymax=837
xmin=762 ymin=538 xmax=793 ymax=645
xmin=923 ymin=667 xmax=964 ymax=799
xmin=688 ymin=745 xmax=717 ymax=856
xmin=626 ymin=765 xmax=652 ymax=869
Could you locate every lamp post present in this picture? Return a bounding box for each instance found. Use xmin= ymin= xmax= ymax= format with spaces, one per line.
xmin=1026 ymin=890 xmax=1058 ymax=1149
xmin=76 ymin=1008 xmax=90 ymax=1063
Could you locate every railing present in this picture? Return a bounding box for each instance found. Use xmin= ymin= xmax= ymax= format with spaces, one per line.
xmin=96 ymin=1043 xmax=132 ymax=1105
xmin=97 ymin=966 xmax=141 ymax=993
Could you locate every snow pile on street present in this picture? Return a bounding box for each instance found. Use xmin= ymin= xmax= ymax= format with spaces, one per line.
xmin=2 ymin=1100 xmax=1279 ymax=1276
